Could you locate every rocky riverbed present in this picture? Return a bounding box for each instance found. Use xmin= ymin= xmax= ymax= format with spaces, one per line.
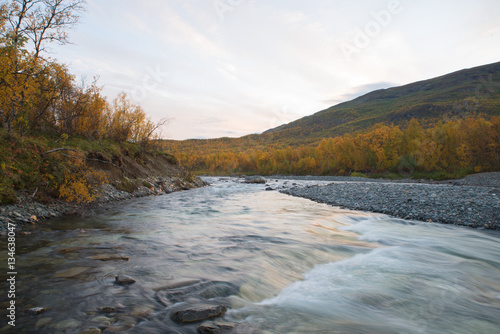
xmin=281 ymin=173 xmax=500 ymax=230
xmin=0 ymin=176 xmax=206 ymax=233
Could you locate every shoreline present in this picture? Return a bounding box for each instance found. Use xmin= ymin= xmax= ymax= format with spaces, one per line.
xmin=268 ymin=171 xmax=500 ymax=188
xmin=281 ymin=179 xmax=500 ymax=230
xmin=0 ymin=176 xmax=206 ymax=233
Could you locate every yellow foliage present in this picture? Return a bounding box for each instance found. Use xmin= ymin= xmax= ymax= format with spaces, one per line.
xmin=171 ymin=116 xmax=500 ymax=176
xmin=58 ymin=151 xmax=108 ymax=203
xmin=59 ymin=174 xmax=95 ymax=203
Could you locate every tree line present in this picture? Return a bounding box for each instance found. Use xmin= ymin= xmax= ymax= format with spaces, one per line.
xmin=171 ymin=117 xmax=500 ymax=177
xmin=0 ymin=0 xmax=165 ymax=146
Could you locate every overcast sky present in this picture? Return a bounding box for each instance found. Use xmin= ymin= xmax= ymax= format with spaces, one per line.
xmin=52 ymin=0 xmax=500 ymax=140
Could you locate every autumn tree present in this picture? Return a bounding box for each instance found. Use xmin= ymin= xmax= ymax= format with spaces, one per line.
xmin=0 ymin=0 xmax=85 ymax=134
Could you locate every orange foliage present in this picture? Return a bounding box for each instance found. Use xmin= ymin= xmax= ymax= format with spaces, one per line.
xmin=57 ymin=151 xmax=108 ymax=203
xmin=171 ymin=117 xmax=500 ymax=176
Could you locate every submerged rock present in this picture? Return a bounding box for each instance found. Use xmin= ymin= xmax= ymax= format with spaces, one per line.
xmin=170 ymin=304 xmax=227 ymax=324
xmin=54 ymin=267 xmax=90 ymax=278
xmin=197 ymin=321 xmax=236 ymax=333
xmin=53 ymin=318 xmax=82 ymax=330
xmin=155 ymin=280 xmax=239 ymax=306
xmin=115 ymin=275 xmax=136 ymax=285
xmin=35 ymin=317 xmax=52 ymax=327
xmin=97 ymin=306 xmax=115 ymax=314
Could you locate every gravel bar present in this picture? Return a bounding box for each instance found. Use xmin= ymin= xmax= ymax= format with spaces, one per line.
xmin=282 ymin=181 xmax=500 ymax=230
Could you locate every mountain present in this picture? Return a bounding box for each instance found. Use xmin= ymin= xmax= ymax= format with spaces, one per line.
xmin=165 ymin=61 xmax=500 ymax=155
xmin=264 ymin=61 xmax=500 ymax=145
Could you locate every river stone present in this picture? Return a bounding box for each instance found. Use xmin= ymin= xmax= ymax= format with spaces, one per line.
xmin=156 ymin=280 xmax=239 ymax=306
xmin=53 ymin=318 xmax=82 ymax=330
xmin=170 ymin=304 xmax=227 ymax=324
xmin=244 ymin=176 xmax=266 ymax=184
xmin=115 ymin=275 xmax=136 ymax=285
xmin=97 ymin=306 xmax=115 ymax=314
xmin=130 ymin=305 xmax=154 ymax=318
xmin=91 ymin=316 xmax=115 ymax=326
xmin=197 ymin=321 xmax=235 ymax=334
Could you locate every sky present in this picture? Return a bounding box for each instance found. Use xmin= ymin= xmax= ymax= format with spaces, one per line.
xmin=50 ymin=0 xmax=500 ymax=140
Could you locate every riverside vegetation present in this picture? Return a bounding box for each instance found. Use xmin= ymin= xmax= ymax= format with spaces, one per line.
xmin=0 ymin=1 xmax=202 ymax=224
xmin=169 ymin=117 xmax=500 ymax=178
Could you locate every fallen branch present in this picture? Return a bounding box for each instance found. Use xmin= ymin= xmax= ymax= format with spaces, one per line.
xmin=42 ymin=148 xmax=78 ymax=157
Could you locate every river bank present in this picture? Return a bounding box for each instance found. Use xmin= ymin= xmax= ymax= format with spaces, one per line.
xmin=280 ymin=173 xmax=500 ymax=230
xmin=0 ymin=175 xmax=206 ymax=233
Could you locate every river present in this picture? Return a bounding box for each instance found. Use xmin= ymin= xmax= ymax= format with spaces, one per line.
xmin=1 ymin=177 xmax=500 ymax=333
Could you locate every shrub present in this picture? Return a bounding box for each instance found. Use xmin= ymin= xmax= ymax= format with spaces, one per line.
xmin=0 ymin=179 xmax=17 ymax=204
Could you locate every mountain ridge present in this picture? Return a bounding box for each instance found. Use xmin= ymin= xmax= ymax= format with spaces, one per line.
xmin=264 ymin=61 xmax=500 ymax=142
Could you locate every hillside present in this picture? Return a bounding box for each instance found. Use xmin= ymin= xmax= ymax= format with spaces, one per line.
xmin=265 ymin=61 xmax=500 ymax=144
xmin=163 ymin=62 xmax=500 ymax=177
xmin=165 ymin=61 xmax=500 ymax=155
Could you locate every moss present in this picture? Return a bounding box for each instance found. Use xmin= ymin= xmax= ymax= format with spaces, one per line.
xmin=114 ymin=177 xmax=140 ymax=193
xmin=157 ymin=151 xmax=178 ymax=165
xmin=142 ymin=180 xmax=153 ymax=188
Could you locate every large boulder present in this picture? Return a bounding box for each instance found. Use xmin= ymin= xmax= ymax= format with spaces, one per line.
xmin=170 ymin=304 xmax=227 ymax=324
xmin=244 ymin=176 xmax=266 ymax=184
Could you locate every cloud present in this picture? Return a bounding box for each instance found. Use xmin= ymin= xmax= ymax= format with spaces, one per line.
xmin=326 ymin=81 xmax=395 ymax=106
xmin=49 ymin=0 xmax=500 ymax=140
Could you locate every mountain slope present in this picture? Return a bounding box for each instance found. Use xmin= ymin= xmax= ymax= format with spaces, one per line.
xmin=265 ymin=61 xmax=500 ymax=144
xmin=165 ymin=61 xmax=500 ymax=156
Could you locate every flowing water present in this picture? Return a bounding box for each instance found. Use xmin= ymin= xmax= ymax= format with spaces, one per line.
xmin=1 ymin=177 xmax=500 ymax=333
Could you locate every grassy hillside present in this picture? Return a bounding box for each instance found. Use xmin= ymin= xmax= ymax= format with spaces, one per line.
xmin=266 ymin=61 xmax=500 ymax=143
xmin=164 ymin=61 xmax=500 ymax=156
